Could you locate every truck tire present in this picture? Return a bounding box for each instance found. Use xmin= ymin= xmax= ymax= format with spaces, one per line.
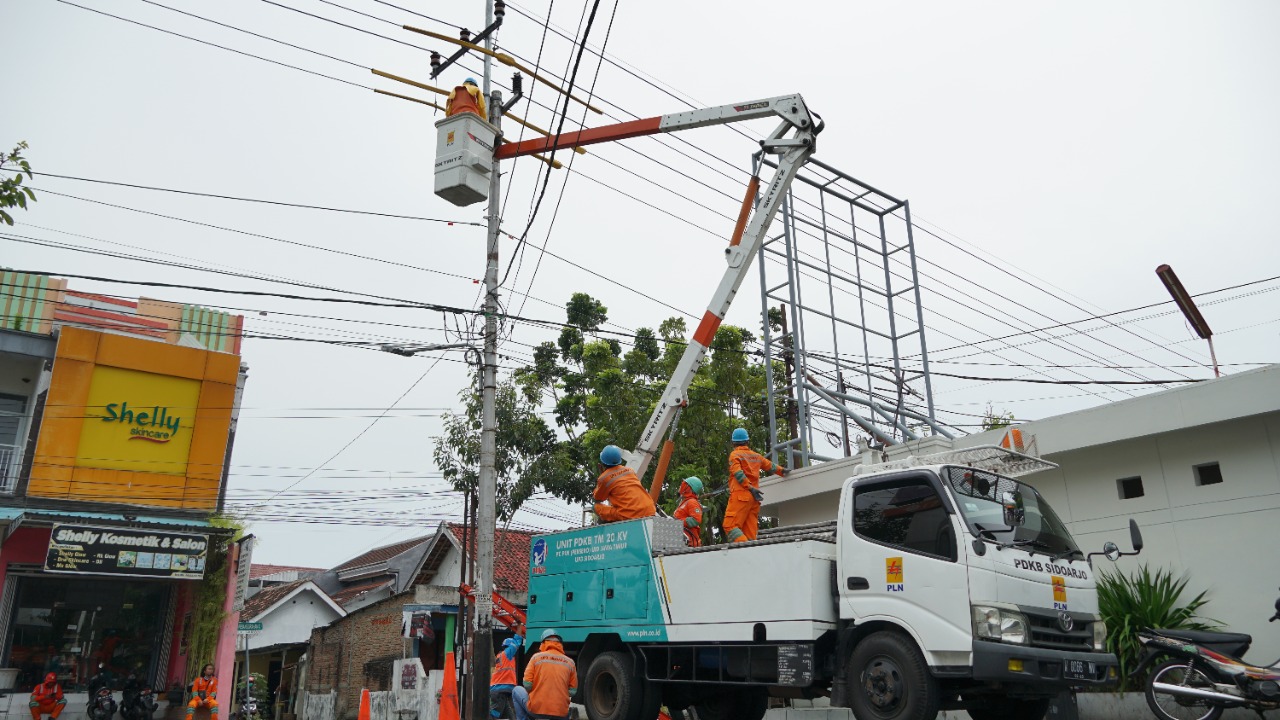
xmin=583 ymin=651 xmax=658 ymax=720
xmin=965 ymin=696 xmax=1052 ymax=720
xmin=846 ymin=631 xmax=940 ymax=720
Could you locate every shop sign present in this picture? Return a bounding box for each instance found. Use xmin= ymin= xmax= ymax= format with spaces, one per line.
xmin=76 ymin=366 xmax=202 ymax=475
xmin=44 ymin=523 xmax=209 ymax=579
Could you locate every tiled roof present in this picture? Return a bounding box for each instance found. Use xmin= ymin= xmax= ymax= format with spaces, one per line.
xmin=333 ymin=535 xmax=433 ymax=573
xmin=243 ymin=579 xmax=309 ymax=618
xmin=329 ymin=578 xmax=395 ymax=606
xmin=250 ymin=563 xmax=324 ymax=580
xmin=445 ymin=524 xmax=537 ymax=594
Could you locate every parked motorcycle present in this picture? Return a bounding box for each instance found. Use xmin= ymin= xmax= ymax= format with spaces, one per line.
xmin=120 ymin=674 xmax=158 ymax=720
xmin=1136 ymin=589 xmax=1280 ymax=720
xmin=88 ymin=687 xmax=118 ymax=720
xmin=236 ymin=677 xmax=261 ymax=720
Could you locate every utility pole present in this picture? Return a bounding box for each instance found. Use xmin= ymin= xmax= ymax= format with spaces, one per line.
xmin=471 ymin=0 xmax=500 ymax=715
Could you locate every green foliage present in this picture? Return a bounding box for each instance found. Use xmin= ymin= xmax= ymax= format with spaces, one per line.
xmin=1096 ymin=564 xmax=1219 ymax=689
xmin=185 ymin=515 xmax=245 ymax=682
xmin=980 ymin=403 xmax=1016 ymax=431
xmin=0 ymin=141 xmax=37 ymax=226
xmin=236 ymin=672 xmax=269 ymax=705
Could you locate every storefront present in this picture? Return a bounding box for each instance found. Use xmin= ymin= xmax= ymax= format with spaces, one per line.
xmin=0 ymin=516 xmax=224 ymax=693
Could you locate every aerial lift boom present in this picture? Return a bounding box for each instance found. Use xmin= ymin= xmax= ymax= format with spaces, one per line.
xmin=496 ymin=94 xmax=822 ymax=484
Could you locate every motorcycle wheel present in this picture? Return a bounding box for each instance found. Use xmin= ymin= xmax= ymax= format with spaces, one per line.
xmin=1145 ymin=659 xmax=1224 ymax=720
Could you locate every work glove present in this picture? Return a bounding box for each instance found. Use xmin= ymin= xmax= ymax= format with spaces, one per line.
xmin=777 ymin=467 xmax=787 ymax=477
xmin=749 ymin=487 xmax=764 ymax=503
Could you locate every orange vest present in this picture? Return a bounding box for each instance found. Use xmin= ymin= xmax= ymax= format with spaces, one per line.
xmin=593 ymin=466 xmax=656 ymax=520
xmin=673 ymin=495 xmax=703 ymax=547
xmin=445 ymin=85 xmax=486 ymax=119
xmin=522 ymin=640 xmax=577 ymax=717
xmin=192 ymin=677 xmax=217 ymax=697
xmin=492 ymin=652 xmax=517 ymax=687
xmin=728 ymin=445 xmax=773 ymax=499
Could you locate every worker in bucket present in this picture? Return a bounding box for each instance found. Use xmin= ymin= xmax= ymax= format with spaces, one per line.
xmin=445 ymin=77 xmax=487 ymax=119
xmin=593 ymin=445 xmax=656 ymax=523
xmin=672 ymin=476 xmax=705 ymax=547
xmin=490 ymin=634 xmax=522 ymax=718
xmin=723 ymin=428 xmax=786 ymax=543
xmin=511 ymin=629 xmax=577 ymax=720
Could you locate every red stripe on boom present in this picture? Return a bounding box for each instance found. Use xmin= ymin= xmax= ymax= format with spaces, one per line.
xmin=691 ymin=311 xmax=722 ymax=348
xmin=495 ymin=117 xmax=663 ymax=159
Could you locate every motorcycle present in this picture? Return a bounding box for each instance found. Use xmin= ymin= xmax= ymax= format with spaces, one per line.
xmin=120 ymin=674 xmax=158 ymax=720
xmin=1135 ymin=589 xmax=1280 ymax=720
xmin=235 ymin=678 xmax=261 ymax=720
xmin=88 ymin=687 xmax=118 ymax=720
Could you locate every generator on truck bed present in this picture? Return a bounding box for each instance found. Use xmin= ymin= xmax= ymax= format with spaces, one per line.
xmin=525 ymin=447 xmax=1145 ymax=720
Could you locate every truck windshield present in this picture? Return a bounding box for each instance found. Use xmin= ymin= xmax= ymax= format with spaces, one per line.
xmin=941 ymin=466 xmax=1079 ymax=557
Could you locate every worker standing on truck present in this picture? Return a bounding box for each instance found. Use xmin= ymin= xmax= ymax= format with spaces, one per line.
xmin=593 ymin=445 xmax=656 ymax=523
xmin=490 ymin=635 xmax=522 ymax=718
xmin=672 ymin=476 xmax=704 ymax=547
xmin=511 ymin=629 xmax=577 ymax=720
xmin=724 ymin=428 xmax=785 ymax=543
xmin=445 ymin=77 xmax=487 ymax=118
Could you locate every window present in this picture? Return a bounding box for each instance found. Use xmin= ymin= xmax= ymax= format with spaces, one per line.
xmin=1194 ymin=462 xmax=1223 ymax=486
xmin=854 ymin=478 xmax=955 ymax=560
xmin=1117 ymin=476 xmax=1144 ymax=500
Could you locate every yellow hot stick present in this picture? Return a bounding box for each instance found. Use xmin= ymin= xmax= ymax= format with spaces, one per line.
xmin=371 ymin=89 xmax=563 ymax=170
xmin=372 ymin=68 xmax=448 ymax=96
xmin=402 ymin=24 xmax=604 ymax=114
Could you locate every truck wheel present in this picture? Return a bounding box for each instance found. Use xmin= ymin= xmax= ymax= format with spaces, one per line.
xmin=966 ymin=696 xmax=1052 ymax=720
xmin=846 ymin=631 xmax=940 ymax=720
xmin=584 ymin=651 xmax=657 ymax=720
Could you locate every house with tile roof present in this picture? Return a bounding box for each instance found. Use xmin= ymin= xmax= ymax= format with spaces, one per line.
xmin=309 ymin=535 xmax=434 ymax=613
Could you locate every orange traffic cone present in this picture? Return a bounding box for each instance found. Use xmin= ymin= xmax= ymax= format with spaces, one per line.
xmin=358 ymin=688 xmax=372 ymax=720
xmin=439 ymin=651 xmax=461 ymax=720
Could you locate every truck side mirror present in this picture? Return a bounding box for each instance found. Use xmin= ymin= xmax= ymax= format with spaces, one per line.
xmin=1102 ymin=542 xmax=1120 ymax=562
xmin=1129 ymin=518 xmax=1144 ymax=552
xmin=1001 ymin=491 xmax=1025 ymax=527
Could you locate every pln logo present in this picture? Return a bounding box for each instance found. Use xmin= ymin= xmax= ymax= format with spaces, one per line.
xmin=531 ymin=539 xmax=547 ymax=574
xmin=885 ymin=557 xmax=904 ymax=592
xmin=446 ymin=131 xmax=456 ymax=145
xmin=1052 ymin=575 xmax=1068 ymax=609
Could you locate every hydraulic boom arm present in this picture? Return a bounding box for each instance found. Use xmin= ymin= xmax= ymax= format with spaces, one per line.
xmin=500 ymin=94 xmax=821 ymax=482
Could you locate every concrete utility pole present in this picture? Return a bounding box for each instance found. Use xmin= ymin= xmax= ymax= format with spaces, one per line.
xmin=471 ymin=0 xmax=500 ymax=716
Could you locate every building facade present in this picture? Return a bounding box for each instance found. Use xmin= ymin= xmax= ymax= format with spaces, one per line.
xmin=0 ymin=271 xmax=248 ymax=695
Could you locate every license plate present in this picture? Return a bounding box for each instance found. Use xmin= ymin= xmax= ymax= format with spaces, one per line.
xmin=1064 ymin=660 xmax=1096 ymax=680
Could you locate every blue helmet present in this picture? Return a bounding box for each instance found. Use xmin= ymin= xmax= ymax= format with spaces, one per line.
xmin=599 ymin=444 xmax=623 ymax=467
xmin=540 ymin=628 xmax=561 ymax=642
xmin=464 ymin=77 xmax=479 ymax=86
xmin=731 ymin=428 xmax=749 ymax=443
xmin=682 ymin=477 xmax=704 ymax=495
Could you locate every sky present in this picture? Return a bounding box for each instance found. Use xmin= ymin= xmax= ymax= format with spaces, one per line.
xmin=5 ymin=0 xmax=1279 ymax=567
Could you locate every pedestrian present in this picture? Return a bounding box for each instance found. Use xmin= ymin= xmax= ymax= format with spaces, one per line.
xmin=593 ymin=445 xmax=656 ymax=523
xmin=511 ymin=630 xmax=577 ymax=720
xmin=29 ymin=672 xmax=66 ymax=720
xmin=445 ymin=78 xmax=487 ymax=119
xmin=490 ymin=635 xmax=522 ymax=718
xmin=187 ymin=664 xmax=218 ymax=720
xmin=672 ymin=476 xmax=704 ymax=547
xmin=723 ymin=428 xmax=786 ymax=542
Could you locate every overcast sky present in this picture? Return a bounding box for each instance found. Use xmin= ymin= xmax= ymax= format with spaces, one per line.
xmin=5 ymin=0 xmax=1278 ymax=567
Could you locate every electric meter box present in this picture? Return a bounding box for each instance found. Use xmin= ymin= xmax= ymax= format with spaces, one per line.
xmin=434 ymin=112 xmax=498 ymax=207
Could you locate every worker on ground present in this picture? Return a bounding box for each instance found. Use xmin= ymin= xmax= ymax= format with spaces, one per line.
xmin=672 ymin=476 xmax=704 ymax=547
xmin=724 ymin=428 xmax=786 ymax=543
xmin=29 ymin=673 xmax=66 ymax=720
xmin=511 ymin=629 xmax=577 ymax=720
xmin=490 ymin=634 xmax=522 ymax=719
xmin=445 ymin=77 xmax=487 ymax=119
xmin=187 ymin=663 xmax=218 ymax=720
xmin=593 ymin=445 xmax=656 ymax=523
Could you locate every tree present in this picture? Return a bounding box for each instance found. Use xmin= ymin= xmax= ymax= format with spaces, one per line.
xmin=980 ymin=403 xmax=1016 ymax=431
xmin=0 ymin=141 xmax=36 ymax=226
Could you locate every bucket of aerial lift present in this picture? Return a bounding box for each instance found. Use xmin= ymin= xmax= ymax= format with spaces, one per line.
xmin=433 ymin=112 xmax=497 ymax=207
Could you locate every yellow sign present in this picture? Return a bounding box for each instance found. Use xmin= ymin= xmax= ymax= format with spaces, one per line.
xmin=75 ymin=366 xmax=201 ymax=475
xmin=886 ymin=556 xmax=904 ymax=591
xmin=1052 ymin=575 xmax=1067 ymax=604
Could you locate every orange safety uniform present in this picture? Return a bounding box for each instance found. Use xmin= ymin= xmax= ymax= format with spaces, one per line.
xmin=187 ymin=676 xmax=218 ymax=718
xmin=522 ymin=637 xmax=577 ymax=718
xmin=723 ymin=445 xmax=779 ymax=543
xmin=492 ymin=652 xmax=517 ymax=687
xmin=29 ymin=675 xmax=66 ymax=720
xmin=593 ymin=465 xmax=656 ymax=523
xmin=673 ymin=486 xmax=703 ymax=548
xmin=445 ymin=84 xmax=487 ymax=119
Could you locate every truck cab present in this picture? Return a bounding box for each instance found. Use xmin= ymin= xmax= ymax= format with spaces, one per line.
xmin=524 ymin=450 xmax=1137 ymax=720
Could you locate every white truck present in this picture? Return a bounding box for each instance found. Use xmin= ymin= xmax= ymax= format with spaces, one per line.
xmin=524 ymin=447 xmax=1144 ymax=720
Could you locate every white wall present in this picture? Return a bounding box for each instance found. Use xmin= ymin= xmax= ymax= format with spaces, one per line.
xmin=249 ymin=588 xmax=342 ymax=650
xmin=0 ymin=354 xmax=43 ymax=399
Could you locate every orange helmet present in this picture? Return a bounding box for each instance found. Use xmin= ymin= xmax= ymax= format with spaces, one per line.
xmin=44 ymin=672 xmax=56 ymax=684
